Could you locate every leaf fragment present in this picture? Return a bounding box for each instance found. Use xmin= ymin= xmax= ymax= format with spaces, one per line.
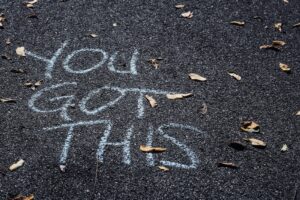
xmin=11 ymin=69 xmax=25 ymax=74
xmin=283 ymin=0 xmax=288 ymax=3
xmin=228 ymin=72 xmax=241 ymax=80
xmin=228 ymin=141 xmax=246 ymax=151
xmin=281 ymin=144 xmax=288 ymax=152
xmin=241 ymin=121 xmax=260 ymax=133
xmin=24 ymin=80 xmax=43 ymax=90
xmin=272 ymin=40 xmax=286 ymax=47
xmin=293 ymin=22 xmax=300 ymax=28
xmin=11 ymin=194 xmax=34 ymax=200
xmin=0 ymin=98 xmax=16 ymax=103
xmin=279 ymin=63 xmax=290 ymax=72
xmin=230 ymin=21 xmax=245 ymax=26
xmin=0 ymin=13 xmax=6 ymax=28
xmin=90 ymin=33 xmax=98 ymax=38
xmin=181 ymin=11 xmax=193 ymax=19
xmin=218 ymin=162 xmax=238 ymax=169
xmin=59 ymin=165 xmax=66 ymax=172
xmin=274 ymin=22 xmax=282 ymax=32
xmin=259 ymin=44 xmax=279 ymax=50
xmin=145 ymin=95 xmax=157 ymax=108
xmin=5 ymin=38 xmax=11 ymax=45
xmin=175 ymin=4 xmax=185 ymax=9
xmin=16 ymin=47 xmax=26 ymax=57
xmin=148 ymin=58 xmax=160 ymax=69
xmin=140 ymin=145 xmax=166 ymax=153
xmin=296 ymin=111 xmax=300 ymax=116
xmin=166 ymin=93 xmax=192 ymax=100
xmin=189 ymin=73 xmax=207 ymax=81
xmin=9 ymin=159 xmax=25 ymax=171
xmin=24 ymin=0 xmax=38 ymax=8
xmin=158 ymin=166 xmax=170 ymax=171
xmin=243 ymin=138 xmax=266 ymax=148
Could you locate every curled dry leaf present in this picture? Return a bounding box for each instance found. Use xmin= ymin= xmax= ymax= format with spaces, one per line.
xmin=0 ymin=13 xmax=5 ymax=28
xmin=274 ymin=22 xmax=282 ymax=32
xmin=218 ymin=162 xmax=238 ymax=169
xmin=145 ymin=95 xmax=157 ymax=108
xmin=11 ymin=194 xmax=34 ymax=200
xmin=228 ymin=72 xmax=241 ymax=81
xmin=175 ymin=4 xmax=185 ymax=9
xmin=228 ymin=141 xmax=246 ymax=151
xmin=281 ymin=144 xmax=288 ymax=152
xmin=230 ymin=21 xmax=245 ymax=26
xmin=166 ymin=93 xmax=192 ymax=100
xmin=243 ymin=138 xmax=266 ymax=148
xmin=140 ymin=145 xmax=166 ymax=153
xmin=293 ymin=22 xmax=300 ymax=28
xmin=241 ymin=121 xmax=260 ymax=133
xmin=9 ymin=159 xmax=25 ymax=171
xmin=158 ymin=166 xmax=170 ymax=172
xmin=24 ymin=0 xmax=38 ymax=8
xmin=0 ymin=98 xmax=16 ymax=103
xmin=181 ymin=11 xmax=193 ymax=19
xmin=16 ymin=47 xmax=26 ymax=57
xmin=279 ymin=63 xmax=290 ymax=72
xmin=272 ymin=40 xmax=286 ymax=47
xmin=189 ymin=73 xmax=207 ymax=81
xmin=259 ymin=44 xmax=279 ymax=50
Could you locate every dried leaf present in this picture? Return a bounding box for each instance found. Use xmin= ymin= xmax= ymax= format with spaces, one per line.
xmin=274 ymin=22 xmax=282 ymax=32
xmin=12 ymin=194 xmax=34 ymax=200
xmin=140 ymin=145 xmax=166 ymax=153
xmin=259 ymin=44 xmax=279 ymax=50
xmin=272 ymin=40 xmax=286 ymax=47
xmin=16 ymin=47 xmax=26 ymax=57
xmin=0 ymin=98 xmax=16 ymax=103
xmin=158 ymin=166 xmax=170 ymax=171
xmin=189 ymin=73 xmax=207 ymax=81
xmin=283 ymin=0 xmax=288 ymax=3
xmin=175 ymin=4 xmax=185 ymax=9
xmin=241 ymin=121 xmax=260 ymax=133
xmin=24 ymin=0 xmax=38 ymax=8
xmin=59 ymin=165 xmax=66 ymax=172
xmin=145 ymin=95 xmax=157 ymax=108
xmin=166 ymin=93 xmax=192 ymax=100
xmin=228 ymin=72 xmax=241 ymax=80
xmin=9 ymin=159 xmax=25 ymax=171
xmin=148 ymin=58 xmax=160 ymax=69
xmin=293 ymin=22 xmax=300 ymax=27
xmin=296 ymin=111 xmax=300 ymax=116
xmin=230 ymin=21 xmax=245 ymax=26
xmin=11 ymin=69 xmax=25 ymax=73
xmin=181 ymin=11 xmax=193 ymax=19
xmin=281 ymin=144 xmax=288 ymax=152
xmin=0 ymin=13 xmax=5 ymax=28
xmin=90 ymin=33 xmax=98 ymax=38
xmin=218 ymin=162 xmax=238 ymax=169
xmin=25 ymin=80 xmax=43 ymax=90
xmin=279 ymin=63 xmax=291 ymax=72
xmin=200 ymin=102 xmax=207 ymax=114
xmin=243 ymin=138 xmax=266 ymax=148
xmin=5 ymin=38 xmax=11 ymax=45
xmin=228 ymin=141 xmax=246 ymax=151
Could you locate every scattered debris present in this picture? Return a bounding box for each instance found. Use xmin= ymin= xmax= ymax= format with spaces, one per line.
xmin=9 ymin=159 xmax=25 ymax=171
xmin=0 ymin=13 xmax=5 ymax=28
xmin=228 ymin=72 xmax=241 ymax=81
xmin=11 ymin=69 xmax=26 ymax=74
xmin=274 ymin=22 xmax=282 ymax=32
xmin=59 ymin=165 xmax=66 ymax=172
xmin=279 ymin=63 xmax=291 ymax=72
xmin=24 ymin=80 xmax=43 ymax=90
xmin=243 ymin=138 xmax=266 ymax=148
xmin=200 ymin=102 xmax=207 ymax=114
xmin=189 ymin=73 xmax=207 ymax=81
xmin=281 ymin=144 xmax=288 ymax=152
xmin=16 ymin=47 xmax=26 ymax=57
xmin=90 ymin=33 xmax=98 ymax=38
xmin=217 ymin=162 xmax=239 ymax=169
xmin=175 ymin=3 xmax=185 ymax=9
xmin=24 ymin=0 xmax=38 ymax=8
xmin=228 ymin=141 xmax=246 ymax=151
xmin=0 ymin=98 xmax=16 ymax=103
xmin=148 ymin=58 xmax=162 ymax=69
xmin=11 ymin=194 xmax=34 ymax=200
xmin=293 ymin=22 xmax=300 ymax=28
xmin=140 ymin=145 xmax=166 ymax=153
xmin=145 ymin=95 xmax=157 ymax=108
xmin=241 ymin=121 xmax=260 ymax=133
xmin=166 ymin=93 xmax=192 ymax=100
xmin=158 ymin=166 xmax=170 ymax=172
xmin=181 ymin=11 xmax=193 ymax=19
xmin=230 ymin=21 xmax=245 ymax=26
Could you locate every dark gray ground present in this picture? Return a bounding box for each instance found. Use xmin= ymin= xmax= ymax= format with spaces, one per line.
xmin=0 ymin=0 xmax=300 ymax=199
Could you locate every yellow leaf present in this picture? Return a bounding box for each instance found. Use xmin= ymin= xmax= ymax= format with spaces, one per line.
xmin=228 ymin=72 xmax=241 ymax=80
xmin=145 ymin=95 xmax=157 ymax=108
xmin=16 ymin=47 xmax=26 ymax=57
xmin=181 ymin=11 xmax=193 ymax=19
xmin=166 ymin=93 xmax=192 ymax=100
xmin=140 ymin=145 xmax=166 ymax=153
xmin=279 ymin=63 xmax=290 ymax=72
xmin=241 ymin=121 xmax=260 ymax=133
xmin=158 ymin=166 xmax=170 ymax=171
xmin=244 ymin=138 xmax=266 ymax=148
xmin=175 ymin=4 xmax=185 ymax=9
xmin=274 ymin=23 xmax=282 ymax=32
xmin=230 ymin=21 xmax=245 ymax=26
xmin=189 ymin=73 xmax=207 ymax=81
xmin=9 ymin=159 xmax=25 ymax=171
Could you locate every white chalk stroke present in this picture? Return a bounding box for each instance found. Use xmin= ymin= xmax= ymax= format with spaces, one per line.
xmin=108 ymin=50 xmax=139 ymax=75
xmin=79 ymin=86 xmax=174 ymax=118
xmin=28 ymin=82 xmax=77 ymax=121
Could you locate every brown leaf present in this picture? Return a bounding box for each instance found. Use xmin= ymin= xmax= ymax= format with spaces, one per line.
xmin=218 ymin=162 xmax=239 ymax=169
xmin=0 ymin=13 xmax=5 ymax=28
xmin=16 ymin=47 xmax=26 ymax=57
xmin=148 ymin=58 xmax=160 ymax=69
xmin=158 ymin=166 xmax=170 ymax=171
xmin=200 ymin=102 xmax=207 ymax=114
xmin=241 ymin=121 xmax=260 ymax=133
xmin=189 ymin=73 xmax=207 ymax=81
xmin=272 ymin=40 xmax=286 ymax=47
xmin=293 ymin=22 xmax=300 ymax=27
xmin=243 ymin=138 xmax=266 ymax=148
xmin=181 ymin=11 xmax=193 ymax=19
xmin=230 ymin=21 xmax=245 ymax=26
xmin=145 ymin=95 xmax=157 ymax=108
xmin=228 ymin=72 xmax=241 ymax=80
xmin=12 ymin=194 xmax=34 ymax=200
xmin=279 ymin=63 xmax=291 ymax=72
xmin=166 ymin=93 xmax=192 ymax=100
xmin=281 ymin=144 xmax=288 ymax=152
xmin=274 ymin=22 xmax=282 ymax=32
xmin=140 ymin=145 xmax=166 ymax=153
xmin=0 ymin=98 xmax=16 ymax=103
xmin=175 ymin=4 xmax=185 ymax=9
xmin=228 ymin=141 xmax=246 ymax=151
xmin=9 ymin=159 xmax=25 ymax=171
